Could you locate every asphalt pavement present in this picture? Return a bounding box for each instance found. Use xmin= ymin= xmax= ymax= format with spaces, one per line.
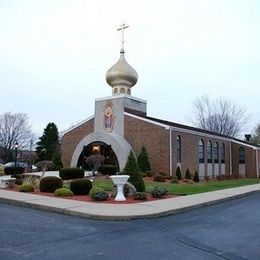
xmin=0 ymin=193 xmax=260 ymax=260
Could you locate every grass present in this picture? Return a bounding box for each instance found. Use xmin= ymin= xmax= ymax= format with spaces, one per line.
xmin=145 ymin=178 xmax=260 ymax=195
xmin=92 ymin=177 xmax=260 ymax=195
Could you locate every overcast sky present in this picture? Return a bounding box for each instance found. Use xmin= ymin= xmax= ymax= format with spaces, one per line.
xmin=0 ymin=0 xmax=259 ymax=139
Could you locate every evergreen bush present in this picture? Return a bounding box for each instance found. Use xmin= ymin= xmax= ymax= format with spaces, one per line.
xmin=89 ymin=187 xmax=109 ymax=201
xmin=54 ymin=188 xmax=73 ymax=196
xmin=134 ymin=192 xmax=147 ymax=201
xmin=19 ymin=183 xmax=34 ymax=192
xmin=153 ymin=174 xmax=165 ymax=182
xmin=175 ymin=166 xmax=182 ymax=180
xmin=137 ymin=147 xmax=151 ymax=172
xmin=151 ymin=186 xmax=167 ymax=198
xmin=185 ymin=169 xmax=192 ymax=179
xmin=59 ymin=167 xmax=84 ymax=180
xmin=97 ymin=165 xmax=118 ymax=175
xmin=70 ymin=178 xmax=92 ymax=195
xmin=5 ymin=167 xmax=24 ymax=175
xmin=39 ymin=176 xmax=63 ymax=192
xmin=123 ymin=151 xmax=145 ymax=192
xmin=193 ymin=170 xmax=200 ymax=182
xmin=172 ymin=175 xmax=179 ymax=184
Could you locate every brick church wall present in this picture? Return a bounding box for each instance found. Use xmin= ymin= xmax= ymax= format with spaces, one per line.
xmin=124 ymin=115 xmax=170 ymax=174
xmin=61 ymin=118 xmax=94 ymax=167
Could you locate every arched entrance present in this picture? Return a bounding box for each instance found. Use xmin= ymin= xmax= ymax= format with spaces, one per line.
xmin=77 ymin=141 xmax=119 ymax=170
xmin=71 ymin=131 xmax=132 ymax=171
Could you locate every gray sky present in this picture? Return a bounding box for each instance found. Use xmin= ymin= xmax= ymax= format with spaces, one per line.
xmin=0 ymin=0 xmax=259 ymax=138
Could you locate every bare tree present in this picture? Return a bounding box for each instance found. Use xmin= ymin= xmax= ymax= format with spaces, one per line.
xmin=0 ymin=112 xmax=35 ymax=162
xmin=193 ymin=96 xmax=249 ymax=137
xmin=250 ymin=124 xmax=260 ymax=146
xmin=85 ymin=155 xmax=105 ymax=175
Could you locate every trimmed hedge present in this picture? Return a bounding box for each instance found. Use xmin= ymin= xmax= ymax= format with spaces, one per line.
xmin=59 ymin=167 xmax=84 ymax=180
xmin=5 ymin=167 xmax=24 ymax=175
xmin=40 ymin=176 xmax=63 ymax=192
xmin=185 ymin=169 xmax=192 ymax=179
xmin=193 ymin=171 xmax=199 ymax=182
xmin=54 ymin=188 xmax=73 ymax=196
xmin=89 ymin=187 xmax=109 ymax=201
xmin=153 ymin=174 xmax=165 ymax=182
xmin=151 ymin=186 xmax=167 ymax=198
xmin=175 ymin=166 xmax=182 ymax=180
xmin=70 ymin=178 xmax=92 ymax=195
xmin=19 ymin=183 xmax=34 ymax=192
xmin=134 ymin=192 xmax=147 ymax=201
xmin=97 ymin=165 xmax=118 ymax=175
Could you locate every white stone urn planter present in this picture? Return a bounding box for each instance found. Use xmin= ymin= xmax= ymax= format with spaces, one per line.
xmin=110 ymin=175 xmax=130 ymax=201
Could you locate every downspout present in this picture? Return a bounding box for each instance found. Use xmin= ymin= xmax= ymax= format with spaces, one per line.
xmin=256 ymin=148 xmax=259 ymax=178
xmin=229 ymin=142 xmax=232 ymax=175
xmin=169 ymin=127 xmax=173 ymax=176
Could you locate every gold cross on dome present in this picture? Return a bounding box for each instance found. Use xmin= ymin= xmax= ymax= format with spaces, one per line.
xmin=117 ymin=23 xmax=129 ymax=50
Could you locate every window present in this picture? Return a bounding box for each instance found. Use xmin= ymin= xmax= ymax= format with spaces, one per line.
xmin=207 ymin=141 xmax=212 ymax=163
xmin=120 ymin=88 xmax=125 ymax=93
xmin=198 ymin=139 xmax=204 ymax=163
xmin=214 ymin=142 xmax=219 ymax=163
xmin=238 ymin=147 xmax=245 ymax=164
xmin=221 ymin=143 xmax=225 ymax=163
xmin=114 ymin=88 xmax=118 ymax=94
xmin=177 ymin=136 xmax=181 ymax=163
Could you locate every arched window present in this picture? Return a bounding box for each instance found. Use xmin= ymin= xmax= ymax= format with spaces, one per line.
xmin=177 ymin=135 xmax=181 ymax=163
xmin=221 ymin=143 xmax=225 ymax=163
xmin=198 ymin=139 xmax=204 ymax=163
xmin=207 ymin=141 xmax=212 ymax=163
xmin=214 ymin=142 xmax=219 ymax=163
xmin=114 ymin=88 xmax=118 ymax=94
xmin=238 ymin=147 xmax=245 ymax=164
xmin=120 ymin=88 xmax=125 ymax=93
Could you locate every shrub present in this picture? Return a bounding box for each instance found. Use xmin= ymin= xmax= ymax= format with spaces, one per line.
xmin=97 ymin=165 xmax=118 ymax=175
xmin=146 ymin=171 xmax=153 ymax=177
xmin=5 ymin=167 xmax=24 ymax=175
xmin=13 ymin=174 xmax=24 ymax=185
xmin=193 ymin=171 xmax=200 ymax=182
xmin=153 ymin=174 xmax=165 ymax=182
xmin=172 ymin=176 xmax=179 ymax=184
xmin=54 ymin=188 xmax=73 ymax=197
xmin=137 ymin=146 xmax=151 ymax=172
xmin=165 ymin=175 xmax=173 ymax=180
xmin=141 ymin=172 xmax=147 ymax=178
xmin=175 ymin=166 xmax=182 ymax=180
xmin=70 ymin=178 xmax=92 ymax=195
xmin=59 ymin=167 xmax=84 ymax=180
xmin=123 ymin=151 xmax=145 ymax=192
xmin=185 ymin=169 xmax=192 ymax=179
xmin=19 ymin=183 xmax=34 ymax=192
xmin=134 ymin=192 xmax=147 ymax=201
xmin=159 ymin=172 xmax=166 ymax=176
xmin=89 ymin=187 xmax=109 ymax=201
xmin=151 ymin=186 xmax=167 ymax=198
xmin=39 ymin=176 xmax=63 ymax=192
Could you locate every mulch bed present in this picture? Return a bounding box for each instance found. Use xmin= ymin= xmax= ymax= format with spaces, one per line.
xmin=7 ymin=185 xmax=175 ymax=204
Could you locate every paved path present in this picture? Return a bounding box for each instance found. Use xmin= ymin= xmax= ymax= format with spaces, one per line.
xmin=1 ymin=193 xmax=260 ymax=259
xmin=0 ymin=184 xmax=259 ymax=220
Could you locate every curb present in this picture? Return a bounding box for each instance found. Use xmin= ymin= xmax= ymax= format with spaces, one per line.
xmin=0 ymin=188 xmax=259 ymax=221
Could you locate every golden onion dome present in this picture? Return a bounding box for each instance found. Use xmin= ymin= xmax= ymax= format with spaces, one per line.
xmin=106 ymin=49 xmax=138 ymax=95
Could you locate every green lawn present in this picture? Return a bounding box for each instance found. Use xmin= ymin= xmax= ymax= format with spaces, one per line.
xmin=145 ymin=178 xmax=260 ymax=195
xmin=93 ymin=177 xmax=260 ymax=195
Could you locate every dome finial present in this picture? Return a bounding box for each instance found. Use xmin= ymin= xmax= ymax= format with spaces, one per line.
xmin=117 ymin=23 xmax=129 ymax=50
xmin=105 ymin=24 xmax=138 ymax=96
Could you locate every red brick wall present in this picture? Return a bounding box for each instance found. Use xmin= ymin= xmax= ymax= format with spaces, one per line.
xmin=124 ymin=115 xmax=170 ymax=174
xmin=61 ymin=119 xmax=94 ymax=167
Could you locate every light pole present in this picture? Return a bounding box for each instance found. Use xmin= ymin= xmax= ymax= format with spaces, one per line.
xmin=14 ymin=142 xmax=19 ymax=175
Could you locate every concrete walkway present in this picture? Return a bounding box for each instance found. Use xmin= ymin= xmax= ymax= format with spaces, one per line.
xmin=0 ymin=184 xmax=260 ymax=221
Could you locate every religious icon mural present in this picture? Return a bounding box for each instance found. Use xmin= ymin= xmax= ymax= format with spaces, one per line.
xmin=102 ymin=101 xmax=115 ymax=133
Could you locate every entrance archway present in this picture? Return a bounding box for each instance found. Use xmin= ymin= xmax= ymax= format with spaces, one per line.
xmin=77 ymin=141 xmax=119 ymax=170
xmin=71 ymin=131 xmax=132 ymax=170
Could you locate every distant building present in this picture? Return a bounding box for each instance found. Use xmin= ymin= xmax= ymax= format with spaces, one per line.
xmin=61 ymin=31 xmax=260 ymax=178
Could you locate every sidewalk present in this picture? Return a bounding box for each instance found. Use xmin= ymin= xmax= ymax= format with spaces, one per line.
xmin=0 ymin=184 xmax=260 ymax=221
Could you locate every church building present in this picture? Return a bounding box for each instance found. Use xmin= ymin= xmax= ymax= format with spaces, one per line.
xmin=61 ymin=26 xmax=260 ymax=179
